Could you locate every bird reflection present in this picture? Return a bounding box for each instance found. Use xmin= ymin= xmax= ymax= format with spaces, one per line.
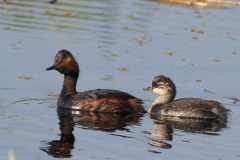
xmin=144 ymin=114 xmax=229 ymax=148
xmin=40 ymin=108 xmax=143 ymax=158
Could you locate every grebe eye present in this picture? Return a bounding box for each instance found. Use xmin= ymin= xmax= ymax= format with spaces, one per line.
xmin=152 ymin=82 xmax=157 ymax=88
xmin=60 ymin=62 xmax=64 ymax=65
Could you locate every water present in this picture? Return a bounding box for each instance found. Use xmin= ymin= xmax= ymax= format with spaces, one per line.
xmin=0 ymin=0 xmax=240 ymax=159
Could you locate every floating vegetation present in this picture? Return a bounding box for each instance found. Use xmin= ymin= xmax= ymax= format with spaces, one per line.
xmin=148 ymin=0 xmax=240 ymax=8
xmin=166 ymin=51 xmax=173 ymax=56
xmin=197 ymin=30 xmax=204 ymax=34
xmin=153 ymin=7 xmax=160 ymax=10
xmin=111 ymin=54 xmax=120 ymax=57
xmin=232 ymin=52 xmax=238 ymax=55
xmin=213 ymin=59 xmax=220 ymax=61
xmin=47 ymin=93 xmax=59 ymax=97
xmin=196 ymin=79 xmax=201 ymax=82
xmin=45 ymin=10 xmax=52 ymax=14
xmin=117 ymin=68 xmax=129 ymax=71
xmin=64 ymin=11 xmax=71 ymax=16
xmin=18 ymin=75 xmax=33 ymax=80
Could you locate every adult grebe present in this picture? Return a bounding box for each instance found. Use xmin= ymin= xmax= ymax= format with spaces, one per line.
xmin=46 ymin=50 xmax=146 ymax=114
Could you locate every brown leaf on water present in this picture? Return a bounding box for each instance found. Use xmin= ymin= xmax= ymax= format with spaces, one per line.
xmin=117 ymin=68 xmax=129 ymax=71
xmin=140 ymin=26 xmax=147 ymax=28
xmin=165 ymin=33 xmax=172 ymax=35
xmin=97 ymin=46 xmax=101 ymax=48
xmin=49 ymin=17 xmax=55 ymax=21
xmin=78 ymin=149 xmax=86 ymax=151
xmin=225 ymin=32 xmax=230 ymax=34
xmin=189 ymin=63 xmax=194 ymax=65
xmin=7 ymin=8 xmax=18 ymax=11
xmin=213 ymin=59 xmax=220 ymax=61
xmin=45 ymin=10 xmax=52 ymax=14
xmin=166 ymin=51 xmax=173 ymax=56
xmin=64 ymin=12 xmax=71 ymax=16
xmin=195 ymin=79 xmax=201 ymax=82
xmin=18 ymin=75 xmax=33 ymax=80
xmin=190 ymin=29 xmax=195 ymax=32
xmin=121 ymin=26 xmax=127 ymax=29
xmin=111 ymin=54 xmax=120 ymax=57
xmin=236 ymin=155 xmax=240 ymax=157
xmin=127 ymin=15 xmax=133 ymax=18
xmin=5 ymin=27 xmax=10 ymax=29
xmin=182 ymin=58 xmax=185 ymax=60
xmin=2 ymin=0 xmax=8 ymax=4
xmin=197 ymin=30 xmax=204 ymax=34
xmin=192 ymin=37 xmax=198 ymax=39
xmin=47 ymin=93 xmax=60 ymax=97
xmin=153 ymin=7 xmax=160 ymax=10
xmin=232 ymin=96 xmax=238 ymax=99
xmin=232 ymin=52 xmax=238 ymax=55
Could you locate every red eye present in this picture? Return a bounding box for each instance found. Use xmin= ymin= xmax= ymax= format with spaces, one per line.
xmin=60 ymin=62 xmax=64 ymax=65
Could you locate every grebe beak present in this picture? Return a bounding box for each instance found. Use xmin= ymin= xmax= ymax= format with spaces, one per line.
xmin=143 ymin=86 xmax=153 ymax=91
xmin=46 ymin=64 xmax=57 ymax=70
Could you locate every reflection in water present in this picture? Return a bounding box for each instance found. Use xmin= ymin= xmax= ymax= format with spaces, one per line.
xmin=144 ymin=114 xmax=229 ymax=148
xmin=40 ymin=108 xmax=143 ymax=158
xmin=40 ymin=115 xmax=75 ymax=158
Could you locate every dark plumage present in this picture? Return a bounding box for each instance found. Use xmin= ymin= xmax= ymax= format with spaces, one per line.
xmin=46 ymin=50 xmax=145 ymax=114
xmin=144 ymin=75 xmax=230 ymax=119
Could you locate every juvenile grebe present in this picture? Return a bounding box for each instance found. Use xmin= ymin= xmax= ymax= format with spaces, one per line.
xmin=46 ymin=50 xmax=146 ymax=114
xmin=144 ymin=75 xmax=230 ymax=119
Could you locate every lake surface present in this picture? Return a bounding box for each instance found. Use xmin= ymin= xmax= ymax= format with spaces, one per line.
xmin=0 ymin=0 xmax=240 ymax=159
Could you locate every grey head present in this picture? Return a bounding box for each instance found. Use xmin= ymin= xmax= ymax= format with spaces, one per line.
xmin=46 ymin=50 xmax=79 ymax=76
xmin=143 ymin=75 xmax=176 ymax=101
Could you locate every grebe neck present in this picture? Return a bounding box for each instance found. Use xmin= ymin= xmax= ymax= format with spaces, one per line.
xmin=60 ymin=74 xmax=78 ymax=96
xmin=148 ymin=95 xmax=174 ymax=113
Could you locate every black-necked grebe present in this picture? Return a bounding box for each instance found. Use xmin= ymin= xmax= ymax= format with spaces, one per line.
xmin=46 ymin=50 xmax=146 ymax=114
xmin=144 ymin=75 xmax=230 ymax=119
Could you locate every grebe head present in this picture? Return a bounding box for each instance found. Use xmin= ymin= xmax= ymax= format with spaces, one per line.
xmin=46 ymin=50 xmax=79 ymax=76
xmin=143 ymin=75 xmax=176 ymax=98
